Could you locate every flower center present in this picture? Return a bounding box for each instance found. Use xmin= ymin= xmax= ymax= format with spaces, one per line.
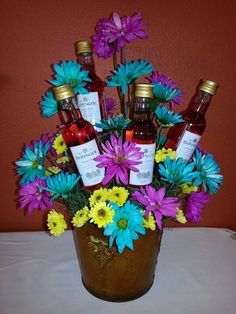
xmin=98 ymin=209 xmax=106 ymax=217
xmin=32 ymin=160 xmax=39 ymax=168
xmin=60 ymin=141 xmax=64 ymax=146
xmin=114 ymin=153 xmax=126 ymax=164
xmin=69 ymin=79 xmax=77 ymax=88
xmin=117 ymin=218 xmax=128 ymax=229
xmin=96 ymin=195 xmax=102 ymax=201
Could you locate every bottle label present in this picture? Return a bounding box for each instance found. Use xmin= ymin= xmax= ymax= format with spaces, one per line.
xmin=176 ymin=130 xmax=201 ymax=161
xmin=70 ymin=139 xmax=104 ymax=186
xmin=76 ymin=92 xmax=102 ymax=132
xmin=129 ymin=143 xmax=156 ymax=185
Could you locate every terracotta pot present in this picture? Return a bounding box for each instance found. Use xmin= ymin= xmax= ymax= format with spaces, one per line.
xmin=73 ymin=223 xmax=163 ymax=302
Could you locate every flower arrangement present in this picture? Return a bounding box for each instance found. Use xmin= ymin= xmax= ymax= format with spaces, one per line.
xmin=15 ymin=12 xmax=223 ymax=255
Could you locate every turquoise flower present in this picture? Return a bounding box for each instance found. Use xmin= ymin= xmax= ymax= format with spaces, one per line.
xmin=153 ymin=82 xmax=183 ymax=107
xmin=192 ymin=149 xmax=223 ymax=195
xmin=104 ymin=201 xmax=145 ymax=253
xmin=16 ymin=141 xmax=50 ymax=185
xmin=155 ymin=105 xmax=184 ymax=127
xmin=40 ymin=90 xmax=58 ymax=117
xmin=48 ymin=61 xmax=91 ymax=94
xmin=95 ymin=115 xmax=131 ymax=131
xmin=106 ymin=59 xmax=153 ymax=95
xmin=158 ymin=157 xmax=199 ymax=185
xmin=42 ymin=172 xmax=80 ymax=200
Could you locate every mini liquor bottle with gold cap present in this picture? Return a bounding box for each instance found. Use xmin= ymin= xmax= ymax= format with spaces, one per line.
xmin=165 ymin=79 xmax=219 ymax=161
xmin=53 ymin=84 xmax=105 ymax=190
xmin=75 ymin=40 xmax=106 ymax=133
xmin=125 ymin=83 xmax=157 ymax=186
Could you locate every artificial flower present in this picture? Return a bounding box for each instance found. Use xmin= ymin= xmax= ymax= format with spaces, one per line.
xmin=142 ymin=212 xmax=156 ymax=230
xmin=155 ymin=148 xmax=177 ymax=163
xmin=104 ymin=201 xmax=145 ymax=253
xmin=155 ymin=105 xmax=184 ymax=127
xmin=158 ymin=157 xmax=199 ymax=185
xmin=52 ymin=134 xmax=67 ymax=154
xmin=48 ymin=60 xmax=91 ymax=94
xmin=89 ymin=188 xmax=108 ymax=207
xmin=180 ymin=182 xmax=198 ymax=194
xmin=15 ymin=140 xmax=50 ymax=185
xmin=56 ymin=156 xmax=70 ymax=164
xmin=105 ymin=97 xmax=117 ymax=115
xmin=108 ymin=186 xmax=129 ymax=206
xmin=40 ymin=90 xmax=58 ymax=118
xmin=131 ymin=186 xmax=179 ymax=230
xmin=176 ymin=208 xmax=187 ymax=224
xmin=45 ymin=166 xmax=61 ymax=176
xmin=47 ymin=210 xmax=67 ymax=237
xmin=89 ymin=202 xmax=115 ymax=228
xmin=18 ymin=179 xmax=53 ymax=214
xmin=148 ymin=72 xmax=184 ymax=108
xmin=72 ymin=206 xmax=90 ymax=227
xmin=185 ymin=191 xmax=210 ymax=223
xmin=94 ymin=133 xmax=143 ymax=185
xmin=192 ymin=149 xmax=223 ymax=195
xmin=106 ymin=59 xmax=153 ymax=95
xmin=92 ymin=12 xmax=147 ymax=58
xmin=43 ymin=172 xmax=80 ymax=200
xmin=95 ymin=115 xmax=130 ymax=131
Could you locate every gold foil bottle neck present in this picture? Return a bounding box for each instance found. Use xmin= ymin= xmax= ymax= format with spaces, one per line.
xmin=75 ymin=40 xmax=93 ymax=54
xmin=135 ymin=83 xmax=154 ymax=98
xmin=53 ymin=85 xmax=75 ymax=101
xmin=198 ymin=79 xmax=219 ymax=95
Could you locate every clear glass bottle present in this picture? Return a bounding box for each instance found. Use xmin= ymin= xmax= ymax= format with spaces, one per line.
xmin=165 ymin=79 xmax=219 ymax=161
xmin=53 ymin=84 xmax=105 ymax=190
xmin=125 ymin=83 xmax=157 ymax=186
xmin=75 ymin=40 xmax=106 ymax=133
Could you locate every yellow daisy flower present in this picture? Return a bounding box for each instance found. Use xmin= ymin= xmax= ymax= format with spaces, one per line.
xmin=72 ymin=206 xmax=90 ymax=227
xmin=89 ymin=188 xmax=108 ymax=207
xmin=47 ymin=210 xmax=67 ymax=237
xmin=108 ymin=186 xmax=129 ymax=207
xmin=176 ymin=208 xmax=187 ymax=224
xmin=142 ymin=212 xmax=156 ymax=230
xmin=89 ymin=202 xmax=114 ymax=228
xmin=181 ymin=182 xmax=198 ymax=194
xmin=56 ymin=156 xmax=69 ymax=164
xmin=53 ymin=134 xmax=68 ymax=154
xmin=155 ymin=148 xmax=177 ymax=163
xmin=45 ymin=166 xmax=61 ymax=176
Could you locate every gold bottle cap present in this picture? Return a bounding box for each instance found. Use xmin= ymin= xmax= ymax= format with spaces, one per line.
xmin=53 ymin=85 xmax=75 ymax=101
xmin=75 ymin=40 xmax=93 ymax=54
xmin=135 ymin=83 xmax=154 ymax=98
xmin=198 ymin=79 xmax=219 ymax=95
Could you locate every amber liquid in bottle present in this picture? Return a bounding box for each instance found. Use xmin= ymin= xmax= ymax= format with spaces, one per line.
xmin=165 ymin=90 xmax=212 ymax=161
xmin=76 ymin=42 xmax=106 ymax=133
xmin=56 ymin=89 xmax=104 ymax=191
xmin=125 ymin=94 xmax=157 ymax=186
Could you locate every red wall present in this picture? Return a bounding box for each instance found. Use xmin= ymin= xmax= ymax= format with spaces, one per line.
xmin=1 ymin=0 xmax=235 ymax=231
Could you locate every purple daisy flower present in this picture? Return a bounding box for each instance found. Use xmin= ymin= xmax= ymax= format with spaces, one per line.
xmin=148 ymin=71 xmax=184 ymax=109
xmin=185 ymin=191 xmax=210 ymax=223
xmin=94 ymin=133 xmax=143 ymax=185
xmin=105 ymin=97 xmax=117 ymax=115
xmin=18 ymin=178 xmax=53 ymax=214
xmin=92 ymin=12 xmax=147 ymax=58
xmin=131 ymin=186 xmax=179 ymax=230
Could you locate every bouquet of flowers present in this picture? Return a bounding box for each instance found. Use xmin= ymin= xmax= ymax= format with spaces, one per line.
xmin=15 ymin=12 xmax=223 ymax=255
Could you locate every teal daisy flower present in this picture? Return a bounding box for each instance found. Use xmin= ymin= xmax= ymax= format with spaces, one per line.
xmin=16 ymin=141 xmax=50 ymax=185
xmin=48 ymin=60 xmax=91 ymax=94
xmin=192 ymin=149 xmax=223 ymax=195
xmin=155 ymin=105 xmax=184 ymax=127
xmin=153 ymin=82 xmax=183 ymax=107
xmin=158 ymin=156 xmax=199 ymax=185
xmin=40 ymin=90 xmax=58 ymax=118
xmin=106 ymin=59 xmax=153 ymax=95
xmin=42 ymin=172 xmax=80 ymax=200
xmin=95 ymin=115 xmax=131 ymax=131
xmin=104 ymin=201 xmax=146 ymax=254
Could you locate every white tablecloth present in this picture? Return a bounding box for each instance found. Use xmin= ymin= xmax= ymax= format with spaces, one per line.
xmin=0 ymin=228 xmax=235 ymax=314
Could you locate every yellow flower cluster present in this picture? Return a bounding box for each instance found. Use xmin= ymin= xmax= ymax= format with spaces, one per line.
xmin=176 ymin=208 xmax=187 ymax=224
xmin=47 ymin=210 xmax=67 ymax=237
xmin=180 ymin=182 xmax=198 ymax=194
xmin=155 ymin=148 xmax=177 ymax=163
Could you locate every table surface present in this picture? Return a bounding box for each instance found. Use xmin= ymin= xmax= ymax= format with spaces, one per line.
xmin=0 ymin=228 xmax=236 ymax=314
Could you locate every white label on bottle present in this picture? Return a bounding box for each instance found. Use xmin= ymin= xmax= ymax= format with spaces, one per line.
xmin=176 ymin=130 xmax=201 ymax=161
xmin=129 ymin=143 xmax=156 ymax=186
xmin=70 ymin=139 xmax=104 ymax=186
xmin=76 ymin=92 xmax=102 ymax=132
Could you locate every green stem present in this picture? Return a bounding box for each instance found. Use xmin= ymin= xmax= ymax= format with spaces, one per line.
xmin=156 ymin=126 xmax=164 ymax=150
